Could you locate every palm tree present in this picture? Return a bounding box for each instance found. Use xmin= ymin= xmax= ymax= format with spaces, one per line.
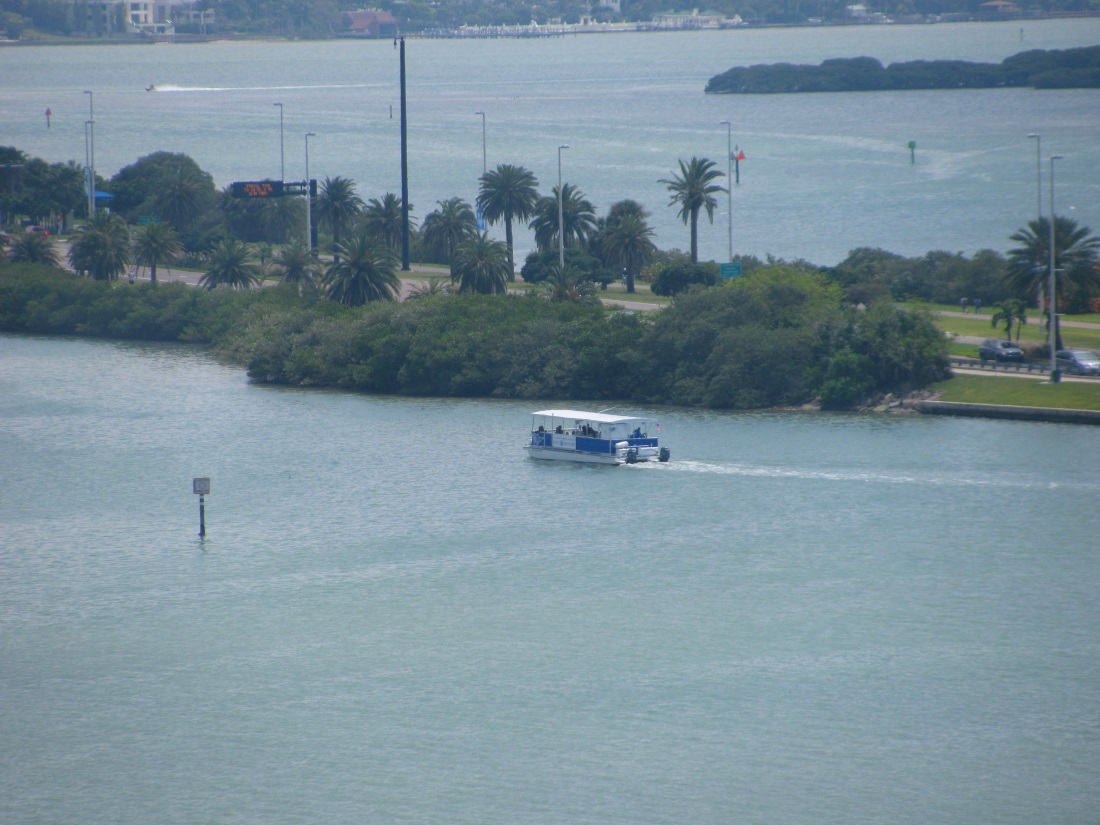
xmin=452 ymin=232 xmax=510 ymax=295
xmin=529 ymin=183 xmax=598 ymax=253
xmin=68 ymin=213 xmax=131 ymax=281
xmin=1007 ymin=215 xmax=1100 ymax=349
xmin=323 ymin=233 xmax=400 ymax=305
xmin=8 ymin=232 xmax=61 ymax=267
xmin=1007 ymin=215 xmax=1100 ymax=305
xmin=601 ymin=212 xmax=657 ymax=294
xmin=421 ymin=197 xmax=477 ymax=267
xmin=153 ymin=167 xmax=208 ymax=232
xmin=991 ymin=299 xmax=1028 ymax=342
xmin=199 ymin=238 xmax=260 ymax=290
xmin=316 ymin=176 xmax=364 ymax=261
xmin=660 ymin=156 xmax=726 ymax=263
xmin=406 ymin=278 xmax=454 ymax=300
xmin=131 ymin=221 xmax=181 ymax=285
xmin=476 ymin=163 xmax=539 ymax=279
xmin=359 ymin=193 xmax=413 ymax=252
xmin=274 ymin=238 xmax=320 ymax=293
xmin=544 ymin=265 xmax=598 ymax=305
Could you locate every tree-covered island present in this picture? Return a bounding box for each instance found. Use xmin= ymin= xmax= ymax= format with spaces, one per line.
xmin=706 ymin=45 xmax=1100 ymax=94
xmin=4 ymin=142 xmax=1099 ymax=412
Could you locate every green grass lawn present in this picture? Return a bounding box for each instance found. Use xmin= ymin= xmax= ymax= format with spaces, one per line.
xmin=933 ymin=373 xmax=1100 ymax=410
xmin=935 ymin=316 xmax=1100 ymax=352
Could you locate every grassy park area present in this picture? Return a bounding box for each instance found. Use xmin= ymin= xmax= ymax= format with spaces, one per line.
xmin=933 ymin=373 xmax=1100 ymax=411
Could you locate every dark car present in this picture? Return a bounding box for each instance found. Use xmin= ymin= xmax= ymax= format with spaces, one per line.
xmin=978 ymin=338 xmax=1024 ymax=362
xmin=1055 ymin=349 xmax=1100 ymax=376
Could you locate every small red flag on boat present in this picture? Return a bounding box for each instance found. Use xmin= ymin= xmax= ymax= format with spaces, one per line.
xmin=737 ymin=150 xmax=745 ymax=160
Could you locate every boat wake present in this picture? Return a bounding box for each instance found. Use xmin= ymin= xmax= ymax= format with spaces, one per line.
xmin=148 ymin=83 xmax=380 ymax=93
xmin=667 ymin=459 xmax=1089 ymax=491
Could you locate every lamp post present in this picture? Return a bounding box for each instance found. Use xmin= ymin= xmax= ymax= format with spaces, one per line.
xmin=305 ymin=132 xmax=316 ymax=251
xmin=1048 ymin=154 xmax=1063 ymax=381
xmin=557 ymin=144 xmax=569 ymax=270
xmin=274 ymin=102 xmax=284 ymax=182
xmin=720 ymin=119 xmax=733 ymax=263
xmin=475 ymin=111 xmax=487 ymax=175
xmin=84 ymin=90 xmax=94 ymax=217
xmin=1028 ymin=133 xmax=1042 ymax=316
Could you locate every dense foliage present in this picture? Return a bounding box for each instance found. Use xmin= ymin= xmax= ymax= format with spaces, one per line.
xmin=0 ymin=263 xmax=949 ymax=409
xmin=706 ymin=46 xmax=1100 ymax=94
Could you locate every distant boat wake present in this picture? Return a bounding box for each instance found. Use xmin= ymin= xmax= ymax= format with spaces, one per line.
xmin=669 ymin=460 xmax=1088 ymax=491
xmin=147 ymin=83 xmax=380 ymax=93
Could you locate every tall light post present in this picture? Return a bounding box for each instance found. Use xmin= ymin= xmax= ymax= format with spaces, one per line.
xmin=720 ymin=119 xmax=733 ymax=263
xmin=475 ymin=111 xmax=487 ymax=175
xmin=274 ymin=102 xmax=285 ymax=182
xmin=1048 ymin=154 xmax=1063 ymax=381
xmin=557 ymin=144 xmax=569 ymax=270
xmin=1028 ymin=133 xmax=1042 ymax=316
xmin=1026 ymin=133 xmax=1041 ymax=220
xmin=84 ymin=90 xmax=94 ymax=217
xmin=305 ymin=132 xmax=316 ymax=251
xmin=84 ymin=120 xmax=93 ymax=218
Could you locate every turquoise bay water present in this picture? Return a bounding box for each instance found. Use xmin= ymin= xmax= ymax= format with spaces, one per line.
xmin=2 ymin=20 xmax=1099 ymax=264
xmin=2 ymin=333 xmax=1099 ymax=823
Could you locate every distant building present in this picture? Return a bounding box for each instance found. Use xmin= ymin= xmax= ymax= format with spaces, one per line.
xmin=335 ymin=9 xmax=400 ymax=37
xmin=70 ymin=1 xmax=213 ymax=37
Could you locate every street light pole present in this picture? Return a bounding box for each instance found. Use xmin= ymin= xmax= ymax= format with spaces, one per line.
xmin=84 ymin=90 xmax=94 ymax=217
xmin=274 ymin=103 xmax=284 ymax=182
xmin=1026 ymin=133 xmax=1041 ymax=220
xmin=1048 ymin=154 xmax=1063 ymax=381
xmin=1028 ymin=133 xmax=1042 ymax=317
xmin=305 ymin=132 xmax=316 ymax=251
xmin=720 ymin=119 xmax=732 ymax=263
xmin=475 ymin=111 xmax=487 ymax=175
xmin=557 ymin=144 xmax=569 ymax=270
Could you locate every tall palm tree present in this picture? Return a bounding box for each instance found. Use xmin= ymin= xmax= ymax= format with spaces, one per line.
xmin=660 ymin=156 xmax=726 ymax=263
xmin=274 ymin=238 xmax=320 ymax=294
xmin=316 ymin=176 xmax=364 ymax=261
xmin=68 ymin=213 xmax=131 ymax=281
xmin=153 ymin=167 xmax=209 ymax=233
xmin=421 ymin=197 xmax=477 ymax=267
xmin=601 ymin=212 xmax=657 ymax=294
xmin=991 ymin=299 xmax=1028 ymax=342
xmin=324 ymin=233 xmax=400 ymax=305
xmin=8 ymin=232 xmax=61 ymax=267
xmin=529 ymin=183 xmax=598 ymax=253
xmin=1007 ymin=215 xmax=1100 ymax=350
xmin=476 ymin=163 xmax=539 ymax=279
xmin=359 ymin=193 xmax=413 ymax=252
xmin=199 ymin=238 xmax=260 ymax=290
xmin=452 ymin=232 xmax=510 ymax=295
xmin=1007 ymin=215 xmax=1100 ymax=305
xmin=131 ymin=221 xmax=181 ymax=285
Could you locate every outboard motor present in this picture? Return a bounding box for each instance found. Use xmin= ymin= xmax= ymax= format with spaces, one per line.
xmin=658 ymin=447 xmax=671 ymax=463
xmin=625 ymin=447 xmax=638 ymax=464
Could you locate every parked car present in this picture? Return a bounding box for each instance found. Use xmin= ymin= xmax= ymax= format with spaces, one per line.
xmin=1055 ymin=349 xmax=1100 ymax=376
xmin=26 ymin=225 xmax=49 ymax=236
xmin=978 ymin=338 xmax=1024 ymax=362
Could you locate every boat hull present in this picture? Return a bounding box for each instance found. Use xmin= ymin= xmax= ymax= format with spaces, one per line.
xmin=525 ymin=446 xmax=623 ymax=465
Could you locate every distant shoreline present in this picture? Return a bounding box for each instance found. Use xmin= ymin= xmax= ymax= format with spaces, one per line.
xmin=5 ymin=15 xmax=1099 ymax=48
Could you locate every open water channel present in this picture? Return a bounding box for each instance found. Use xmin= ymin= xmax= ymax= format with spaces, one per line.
xmin=2 ymin=333 xmax=1099 ymax=823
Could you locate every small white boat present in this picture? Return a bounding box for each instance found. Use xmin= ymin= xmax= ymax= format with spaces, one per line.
xmin=525 ymin=409 xmax=670 ymax=465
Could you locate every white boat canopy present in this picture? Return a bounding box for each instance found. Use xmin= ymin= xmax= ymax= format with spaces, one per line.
xmin=530 ymin=409 xmax=650 ymax=424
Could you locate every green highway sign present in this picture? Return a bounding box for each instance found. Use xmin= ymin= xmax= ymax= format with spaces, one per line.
xmin=720 ymin=262 xmax=742 ymax=278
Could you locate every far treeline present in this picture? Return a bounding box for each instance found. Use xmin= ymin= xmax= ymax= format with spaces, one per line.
xmin=706 ymin=45 xmax=1100 ymax=94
